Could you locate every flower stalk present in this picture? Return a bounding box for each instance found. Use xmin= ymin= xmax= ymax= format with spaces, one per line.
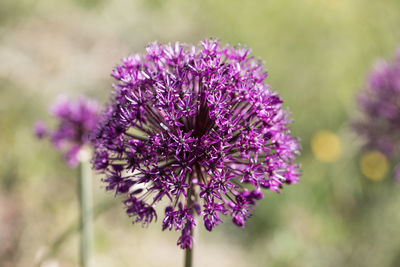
xmin=184 ymin=245 xmax=193 ymax=267
xmin=35 ymin=96 xmax=100 ymax=266
xmin=78 ymin=151 xmax=93 ymax=267
xmin=184 ymin=185 xmax=195 ymax=267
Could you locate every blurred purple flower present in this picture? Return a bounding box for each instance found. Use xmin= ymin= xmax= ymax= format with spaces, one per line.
xmin=36 ymin=96 xmax=100 ymax=167
xmin=353 ymin=48 xmax=400 ymax=180
xmin=93 ymin=39 xmax=301 ymax=249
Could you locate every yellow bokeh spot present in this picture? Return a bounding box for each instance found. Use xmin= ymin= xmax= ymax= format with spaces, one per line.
xmin=360 ymin=151 xmax=388 ymax=182
xmin=311 ymin=130 xmax=342 ymax=162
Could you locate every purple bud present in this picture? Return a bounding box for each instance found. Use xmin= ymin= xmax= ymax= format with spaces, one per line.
xmin=204 ymin=219 xmax=213 ymax=231
xmin=34 ymin=121 xmax=47 ymax=139
xmin=251 ymin=189 xmax=264 ymax=200
xmin=232 ymin=215 xmax=245 ymax=228
xmin=193 ymin=203 xmax=201 ymax=215
xmin=131 ymin=188 xmax=144 ymax=195
xmin=165 ymin=206 xmax=173 ymax=213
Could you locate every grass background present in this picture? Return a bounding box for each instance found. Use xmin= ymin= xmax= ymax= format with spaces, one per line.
xmin=1 ymin=0 xmax=400 ymax=266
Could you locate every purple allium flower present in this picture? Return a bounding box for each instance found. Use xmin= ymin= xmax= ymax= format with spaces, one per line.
xmin=93 ymin=39 xmax=301 ymax=249
xmin=36 ymin=96 xmax=100 ymax=167
xmin=353 ymin=48 xmax=400 ymax=180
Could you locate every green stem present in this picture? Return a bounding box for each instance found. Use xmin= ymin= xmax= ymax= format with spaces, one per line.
xmin=34 ymin=200 xmax=115 ymax=267
xmin=184 ymin=245 xmax=193 ymax=267
xmin=184 ymin=186 xmax=197 ymax=267
xmin=79 ymin=159 xmax=93 ymax=267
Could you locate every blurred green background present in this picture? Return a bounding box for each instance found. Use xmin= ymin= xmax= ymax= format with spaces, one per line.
xmin=1 ymin=0 xmax=400 ymax=266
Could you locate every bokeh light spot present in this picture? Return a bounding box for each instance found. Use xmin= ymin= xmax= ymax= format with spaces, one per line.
xmin=360 ymin=150 xmax=388 ymax=182
xmin=311 ymin=130 xmax=342 ymax=162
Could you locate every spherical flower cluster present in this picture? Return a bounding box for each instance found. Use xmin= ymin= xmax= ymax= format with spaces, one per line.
xmin=35 ymin=96 xmax=100 ymax=167
xmin=353 ymin=48 xmax=400 ymax=180
xmin=93 ymin=40 xmax=300 ymax=249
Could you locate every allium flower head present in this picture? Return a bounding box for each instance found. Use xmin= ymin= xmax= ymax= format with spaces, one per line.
xmin=93 ymin=39 xmax=300 ymax=248
xmin=36 ymin=96 xmax=100 ymax=167
xmin=353 ymin=48 xmax=400 ymax=181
